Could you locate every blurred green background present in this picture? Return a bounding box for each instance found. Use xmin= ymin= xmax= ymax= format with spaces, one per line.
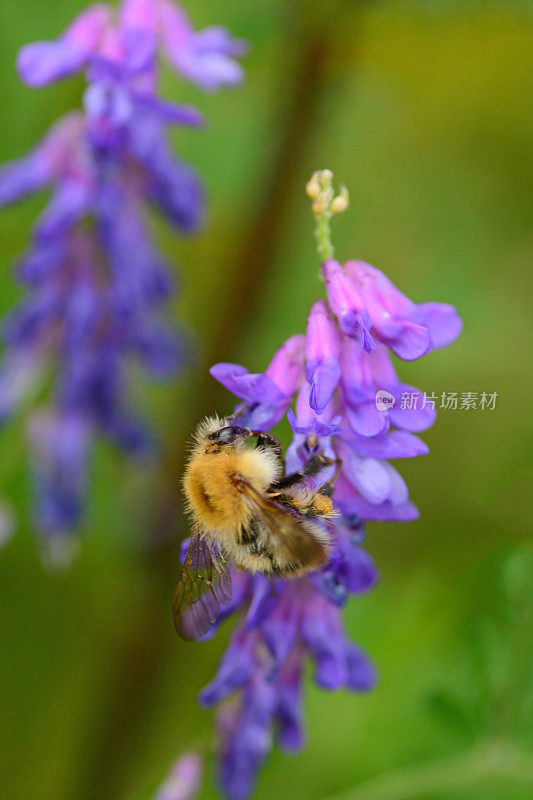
xmin=0 ymin=1 xmax=532 ymax=798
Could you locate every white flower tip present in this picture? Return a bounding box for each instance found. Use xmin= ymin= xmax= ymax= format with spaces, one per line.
xmin=305 ymin=172 xmax=321 ymax=200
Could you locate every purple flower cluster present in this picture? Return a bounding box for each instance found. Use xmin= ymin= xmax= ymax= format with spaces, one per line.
xmin=0 ymin=0 xmax=245 ymax=541
xmin=203 ymin=255 xmax=461 ymax=798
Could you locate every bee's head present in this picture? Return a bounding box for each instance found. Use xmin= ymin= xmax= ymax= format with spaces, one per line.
xmin=205 ymin=425 xmax=250 ymax=451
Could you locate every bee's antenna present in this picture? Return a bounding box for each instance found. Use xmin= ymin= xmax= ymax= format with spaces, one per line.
xmin=225 ymin=402 xmax=249 ymax=423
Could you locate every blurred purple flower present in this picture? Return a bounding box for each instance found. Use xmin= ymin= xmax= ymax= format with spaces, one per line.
xmin=17 ymin=0 xmax=246 ymax=91
xmin=28 ymin=410 xmax=92 ymax=534
xmin=157 ymin=0 xmax=248 ymax=90
xmin=205 ymin=239 xmax=460 ymax=798
xmin=153 ymin=752 xmax=203 ymax=800
xmin=0 ymin=0 xmax=246 ymax=543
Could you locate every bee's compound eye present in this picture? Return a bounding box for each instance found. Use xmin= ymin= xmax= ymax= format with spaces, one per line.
xmin=209 ymin=426 xmax=247 ymax=445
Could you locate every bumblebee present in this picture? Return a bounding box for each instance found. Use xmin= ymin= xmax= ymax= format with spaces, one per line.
xmin=173 ymin=416 xmax=341 ymax=640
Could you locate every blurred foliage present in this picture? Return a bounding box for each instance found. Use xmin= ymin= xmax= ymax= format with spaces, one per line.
xmin=0 ymin=1 xmax=531 ymax=799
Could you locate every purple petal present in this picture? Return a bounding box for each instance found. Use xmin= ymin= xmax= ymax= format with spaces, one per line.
xmin=119 ymin=27 xmax=156 ymax=74
xmin=98 ymin=187 xmax=175 ymax=314
xmin=301 ymin=599 xmax=347 ymax=689
xmin=0 ymin=105 xmax=83 ymax=204
xmin=335 ymin=541 xmax=379 ymax=594
xmin=345 ymin=644 xmax=376 ymax=691
xmin=261 ymin=598 xmax=299 ymax=664
xmin=28 ymin=410 xmax=92 ymax=533
xmin=276 ymin=655 xmax=305 ymax=752
xmin=287 ymin=406 xmax=343 ymax=438
xmin=199 ymin=632 xmax=256 ymax=707
xmin=377 ymin=319 xmax=431 ymax=361
xmin=334 ymin=475 xmax=419 ymax=522
xmin=17 ymin=239 xmax=67 ymax=285
xmin=34 ymin=181 xmax=90 ymax=243
xmin=344 ymin=261 xmax=461 ymax=358
xmin=120 ymin=0 xmax=158 ymax=34
xmin=345 ymin=260 xmax=415 ymax=315
xmin=210 ymin=363 xmax=285 ymax=404
xmin=244 ymin=577 xmax=278 ymax=629
xmin=236 ymin=402 xmax=288 ymax=432
xmin=170 ymin=49 xmax=244 ymax=91
xmin=287 ymin=381 xmax=315 ymax=432
xmin=322 ymin=260 xmax=377 ymax=352
xmin=218 ymin=677 xmax=276 ymax=800
xmin=18 ymin=41 xmax=87 ymax=86
xmin=380 ymin=461 xmax=409 ymax=504
xmin=345 ymin=400 xmax=389 ymax=438
xmin=338 ymin=445 xmax=393 ymax=505
xmin=350 ymin=494 xmax=419 ymax=522
xmin=153 ymin=752 xmax=203 ymax=800
xmin=193 ymin=26 xmax=248 ymax=59
xmin=3 ymin=288 xmax=62 ymax=348
xmin=388 ymin=386 xmax=437 ymax=432
xmin=308 ymin=363 xmax=341 ymax=414
xmin=0 ymin=153 xmax=51 ymax=206
xmin=265 ymin=334 xmax=305 ymax=397
xmin=411 ymin=302 xmax=462 ymax=348
xmin=17 ymin=5 xmax=111 ymax=87
xmin=305 ymin=300 xmax=341 ymax=413
xmin=132 ymin=93 xmax=205 ymax=128
xmin=62 ymin=279 xmax=100 ymax=354
xmin=158 ymin=2 xmax=247 ymax=91
xmin=342 ymin=430 xmax=429 ymax=459
xmin=129 ymin=120 xmax=204 ymax=231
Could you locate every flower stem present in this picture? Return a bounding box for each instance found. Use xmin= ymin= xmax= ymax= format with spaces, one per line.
xmin=315 ymin=208 xmax=334 ymax=261
xmin=307 ymin=169 xmax=349 ymax=264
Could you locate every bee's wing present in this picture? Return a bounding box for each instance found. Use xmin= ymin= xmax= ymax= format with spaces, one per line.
xmin=239 ymin=480 xmax=328 ymax=570
xmin=172 ymin=533 xmax=232 ymax=641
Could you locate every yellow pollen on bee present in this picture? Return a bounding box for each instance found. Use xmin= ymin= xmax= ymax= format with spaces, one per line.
xmin=312 ymin=494 xmax=334 ymax=515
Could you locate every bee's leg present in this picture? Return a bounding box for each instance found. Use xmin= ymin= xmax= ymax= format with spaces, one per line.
xmin=314 ymin=459 xmax=343 ymax=498
xmin=272 ymin=452 xmax=336 ymax=490
xmin=251 ymin=430 xmax=285 ymax=470
xmin=238 ymin=520 xmax=258 ymax=545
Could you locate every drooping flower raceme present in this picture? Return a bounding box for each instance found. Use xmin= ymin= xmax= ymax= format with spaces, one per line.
xmin=0 ymin=0 xmax=246 ymax=543
xmin=196 ymin=172 xmax=462 ymax=799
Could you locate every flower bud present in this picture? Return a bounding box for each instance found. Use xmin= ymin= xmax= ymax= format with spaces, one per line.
xmin=330 ymin=186 xmax=349 ymax=214
xmin=312 ymin=187 xmax=334 ymax=215
xmin=305 ymin=172 xmax=321 ymax=199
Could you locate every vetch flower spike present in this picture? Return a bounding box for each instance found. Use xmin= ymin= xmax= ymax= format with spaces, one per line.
xmin=204 ymin=170 xmax=461 ymax=800
xmin=0 ymin=0 xmax=246 ymax=547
